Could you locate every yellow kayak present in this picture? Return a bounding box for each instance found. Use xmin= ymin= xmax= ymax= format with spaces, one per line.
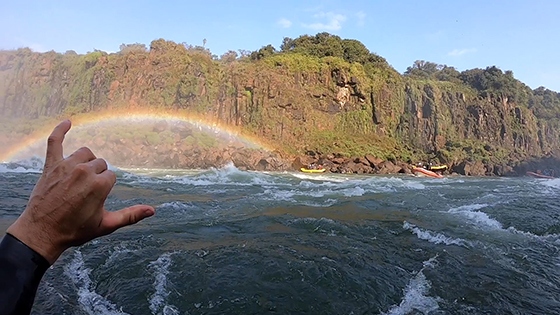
xmin=300 ymin=168 xmax=326 ymax=173
xmin=428 ymin=165 xmax=448 ymax=171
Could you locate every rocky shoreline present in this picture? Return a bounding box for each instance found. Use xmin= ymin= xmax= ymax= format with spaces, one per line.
xmin=290 ymin=152 xmax=559 ymax=177
xmin=86 ymin=140 xmax=558 ymax=178
xmin=3 ymin=120 xmax=558 ymax=178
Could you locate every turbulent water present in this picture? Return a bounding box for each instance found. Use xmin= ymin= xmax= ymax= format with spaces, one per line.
xmin=1 ymin=159 xmax=560 ymax=315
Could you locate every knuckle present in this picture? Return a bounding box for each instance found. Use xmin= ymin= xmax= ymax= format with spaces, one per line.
xmin=93 ymin=171 xmax=116 ymax=190
xmin=99 ymin=158 xmax=108 ymax=168
xmin=91 ymin=178 xmax=105 ymax=190
xmin=73 ymin=163 xmax=90 ymax=175
xmin=107 ymin=170 xmax=117 ymax=183
xmin=47 ymin=135 xmax=60 ymax=146
xmin=78 ymin=146 xmax=94 ymax=156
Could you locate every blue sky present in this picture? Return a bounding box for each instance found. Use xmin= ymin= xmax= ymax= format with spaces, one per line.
xmin=2 ymin=0 xmax=559 ymax=91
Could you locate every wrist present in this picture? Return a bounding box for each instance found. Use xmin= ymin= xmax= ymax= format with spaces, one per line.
xmin=7 ymin=218 xmax=65 ymax=264
xmin=0 ymin=233 xmax=51 ymax=315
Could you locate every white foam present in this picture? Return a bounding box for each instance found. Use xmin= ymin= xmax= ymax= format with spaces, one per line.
xmin=0 ymin=164 xmax=40 ymax=173
xmin=448 ymin=203 xmax=489 ymax=212
xmin=102 ymin=243 xmax=138 ymax=268
xmin=505 ymin=226 xmax=551 ymax=240
xmin=160 ymin=163 xmax=279 ymax=187
xmin=403 ymin=222 xmax=470 ymax=247
xmin=300 ymin=199 xmax=338 ymax=207
xmin=158 ymin=201 xmax=196 ymax=212
xmin=261 ymin=188 xmax=296 ymax=201
xmin=120 ymin=163 xmax=258 ymax=187
xmin=298 ymin=180 xmax=338 ymax=188
xmin=383 ymin=255 xmax=441 ymax=315
xmin=292 ymin=174 xmax=427 ymax=192
xmin=446 ymin=203 xmax=555 ymax=242
xmin=148 ymin=252 xmax=179 ymax=315
xmin=64 ymin=250 xmax=129 ymax=315
xmin=402 ymin=181 xmax=426 ymax=190
xmin=342 ymin=186 xmax=366 ymax=197
xmin=541 ymin=178 xmax=560 ymax=189
xmin=258 ymin=188 xmax=340 ymax=207
xmin=289 ymin=217 xmax=341 ymax=231
xmin=291 ymin=173 xmax=351 ymax=182
xmin=448 ymin=203 xmax=503 ymax=230
xmin=0 ymin=158 xmax=43 ymax=173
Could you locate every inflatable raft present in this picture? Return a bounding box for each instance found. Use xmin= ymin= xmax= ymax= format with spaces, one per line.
xmin=526 ymin=171 xmax=554 ymax=179
xmin=412 ymin=167 xmax=443 ymax=178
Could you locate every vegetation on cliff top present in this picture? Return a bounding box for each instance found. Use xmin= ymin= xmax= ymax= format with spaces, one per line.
xmin=1 ymin=32 xmax=560 ymax=170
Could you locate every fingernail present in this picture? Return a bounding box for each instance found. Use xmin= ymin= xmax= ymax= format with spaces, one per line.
xmin=144 ymin=208 xmax=155 ymax=216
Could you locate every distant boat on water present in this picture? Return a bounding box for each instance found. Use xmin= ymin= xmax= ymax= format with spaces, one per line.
xmin=526 ymin=171 xmax=555 ymax=179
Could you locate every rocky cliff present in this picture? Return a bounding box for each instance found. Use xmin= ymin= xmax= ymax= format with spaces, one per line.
xmin=1 ymin=38 xmax=560 ymax=176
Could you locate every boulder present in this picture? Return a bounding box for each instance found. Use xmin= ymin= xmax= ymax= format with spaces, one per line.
xmin=365 ymin=154 xmax=383 ymax=168
xmin=377 ymin=161 xmax=401 ymax=174
xmin=452 ymin=161 xmax=486 ymax=176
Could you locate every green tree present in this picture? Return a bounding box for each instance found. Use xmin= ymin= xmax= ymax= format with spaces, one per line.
xmin=460 ymin=66 xmax=529 ymax=103
xmin=250 ymin=44 xmax=276 ymax=60
xmin=404 ymin=60 xmax=440 ymax=78
xmin=220 ymin=50 xmax=238 ymax=62
xmin=278 ymin=33 xmax=386 ymax=66
xmin=341 ymin=39 xmax=370 ymax=64
xmin=434 ymin=66 xmax=460 ymax=82
xmin=119 ymin=43 xmax=148 ymax=54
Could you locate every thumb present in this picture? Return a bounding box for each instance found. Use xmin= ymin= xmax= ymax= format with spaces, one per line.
xmin=101 ymin=205 xmax=155 ymax=235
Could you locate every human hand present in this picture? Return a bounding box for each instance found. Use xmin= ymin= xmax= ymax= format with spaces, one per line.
xmin=7 ymin=120 xmax=155 ymax=264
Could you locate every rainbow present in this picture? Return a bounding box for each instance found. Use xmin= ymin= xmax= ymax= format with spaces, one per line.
xmin=0 ymin=110 xmax=275 ymax=163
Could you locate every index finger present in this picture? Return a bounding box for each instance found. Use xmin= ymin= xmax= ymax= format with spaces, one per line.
xmin=45 ymin=120 xmax=72 ymax=167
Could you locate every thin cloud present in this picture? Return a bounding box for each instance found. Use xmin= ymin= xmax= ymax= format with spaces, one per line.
xmin=448 ymin=48 xmax=477 ymax=56
xmin=303 ymin=12 xmax=347 ymax=31
xmin=356 ymin=11 xmax=366 ymax=26
xmin=277 ymin=18 xmax=292 ymax=28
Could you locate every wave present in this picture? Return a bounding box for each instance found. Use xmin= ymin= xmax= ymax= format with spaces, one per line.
xmin=448 ymin=203 xmax=503 ymax=230
xmin=101 ymin=242 xmax=141 ymax=269
xmin=120 ymin=163 xmax=278 ymax=188
xmin=120 ymin=165 xmax=428 ymax=191
xmin=446 ymin=203 xmax=559 ymax=242
xmin=540 ymin=178 xmax=560 ymax=189
xmin=158 ymin=201 xmax=196 ymax=211
xmin=341 ymin=176 xmax=426 ymax=192
xmin=403 ymin=221 xmax=471 ymax=247
xmin=148 ymin=252 xmax=179 ymax=315
xmin=0 ymin=157 xmax=122 ymax=175
xmin=64 ymin=250 xmax=129 ymax=315
xmin=0 ymin=157 xmax=44 ymax=173
xmin=291 ymin=172 xmax=352 ymax=182
xmin=383 ymin=255 xmax=441 ymax=315
xmin=287 ymin=217 xmax=347 ymax=235
xmin=255 ymin=176 xmax=426 ymax=207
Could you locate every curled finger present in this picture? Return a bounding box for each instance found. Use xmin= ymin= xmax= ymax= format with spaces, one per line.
xmin=89 ymin=158 xmax=108 ymax=174
xmin=67 ymin=147 xmax=97 ymax=164
xmin=93 ymin=169 xmax=117 ymax=197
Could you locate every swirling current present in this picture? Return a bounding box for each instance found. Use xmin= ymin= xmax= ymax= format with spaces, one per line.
xmin=0 ymin=160 xmax=559 ymax=314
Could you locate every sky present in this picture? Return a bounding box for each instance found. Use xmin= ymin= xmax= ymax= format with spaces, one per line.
xmin=1 ymin=0 xmax=559 ymax=91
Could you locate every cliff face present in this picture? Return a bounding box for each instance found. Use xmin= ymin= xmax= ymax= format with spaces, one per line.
xmin=1 ymin=41 xmax=559 ymax=175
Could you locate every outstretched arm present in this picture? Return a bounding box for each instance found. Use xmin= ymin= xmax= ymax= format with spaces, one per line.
xmin=0 ymin=120 xmax=155 ymax=315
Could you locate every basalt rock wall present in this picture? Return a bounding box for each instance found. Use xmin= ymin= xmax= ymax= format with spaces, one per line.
xmin=1 ymin=41 xmax=559 ymax=175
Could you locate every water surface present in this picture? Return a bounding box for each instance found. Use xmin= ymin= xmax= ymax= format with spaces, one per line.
xmin=1 ymin=161 xmax=559 ymax=314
